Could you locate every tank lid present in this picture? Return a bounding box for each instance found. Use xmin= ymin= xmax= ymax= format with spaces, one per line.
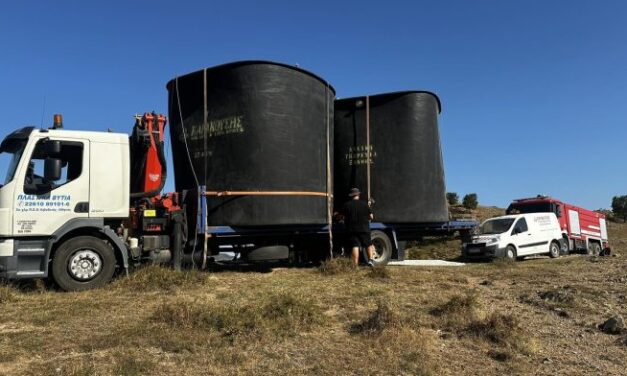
xmin=336 ymin=90 xmax=442 ymax=114
xmin=166 ymin=60 xmax=336 ymax=94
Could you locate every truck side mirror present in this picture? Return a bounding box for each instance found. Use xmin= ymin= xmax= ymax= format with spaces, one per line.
xmin=46 ymin=140 xmax=62 ymax=157
xmin=44 ymin=158 xmax=62 ymax=181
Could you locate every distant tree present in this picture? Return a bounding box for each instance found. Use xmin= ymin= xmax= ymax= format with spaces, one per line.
xmin=611 ymin=195 xmax=627 ymax=221
xmin=446 ymin=192 xmax=459 ymax=206
xmin=462 ymin=193 xmax=478 ymax=210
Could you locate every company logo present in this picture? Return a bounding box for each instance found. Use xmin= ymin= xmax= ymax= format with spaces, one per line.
xmin=184 ymin=115 xmax=245 ymax=141
xmin=346 ymin=145 xmax=377 ymax=166
xmin=16 ymin=194 xmax=72 ymax=213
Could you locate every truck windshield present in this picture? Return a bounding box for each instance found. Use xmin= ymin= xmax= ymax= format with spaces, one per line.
xmin=0 ymin=139 xmax=27 ymax=187
xmin=479 ymin=218 xmax=516 ymax=235
xmin=507 ymin=202 xmax=551 ymax=214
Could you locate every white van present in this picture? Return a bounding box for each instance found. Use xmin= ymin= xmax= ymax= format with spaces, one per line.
xmin=462 ymin=213 xmax=565 ymax=260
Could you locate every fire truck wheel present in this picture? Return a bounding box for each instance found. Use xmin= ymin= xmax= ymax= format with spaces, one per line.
xmin=549 ymin=241 xmax=561 ymax=258
xmin=561 ymin=236 xmax=570 ymax=254
xmin=587 ymin=242 xmax=601 ymax=257
xmin=504 ymin=245 xmax=517 ymax=261
xmin=51 ymin=236 xmax=117 ymax=292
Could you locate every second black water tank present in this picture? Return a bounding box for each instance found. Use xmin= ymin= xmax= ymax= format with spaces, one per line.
xmin=167 ymin=61 xmax=335 ymax=226
xmin=333 ymin=91 xmax=448 ymax=223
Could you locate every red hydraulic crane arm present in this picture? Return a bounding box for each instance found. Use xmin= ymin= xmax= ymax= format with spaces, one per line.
xmin=129 ymin=112 xmax=168 ymax=199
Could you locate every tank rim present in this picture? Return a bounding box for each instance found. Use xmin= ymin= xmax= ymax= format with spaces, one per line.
xmin=335 ymin=90 xmax=442 ymax=114
xmin=166 ymin=60 xmax=336 ymax=94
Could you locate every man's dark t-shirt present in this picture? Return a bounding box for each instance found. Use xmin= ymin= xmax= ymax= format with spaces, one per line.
xmin=341 ymin=199 xmax=372 ymax=233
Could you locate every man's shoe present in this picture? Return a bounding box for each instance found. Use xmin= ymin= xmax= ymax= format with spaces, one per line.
xmin=367 ymin=259 xmax=375 ymax=267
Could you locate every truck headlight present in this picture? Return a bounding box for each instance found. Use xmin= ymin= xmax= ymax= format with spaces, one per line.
xmin=488 ymin=236 xmax=500 ymax=244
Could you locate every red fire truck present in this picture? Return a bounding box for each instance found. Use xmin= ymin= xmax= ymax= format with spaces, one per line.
xmin=506 ymin=196 xmax=610 ymax=256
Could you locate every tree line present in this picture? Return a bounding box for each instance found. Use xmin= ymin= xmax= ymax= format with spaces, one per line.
xmin=612 ymin=195 xmax=627 ymax=221
xmin=446 ymin=192 xmax=478 ymax=210
xmin=445 ymin=193 xmax=627 ymax=220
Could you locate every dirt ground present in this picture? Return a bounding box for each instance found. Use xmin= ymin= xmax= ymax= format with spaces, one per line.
xmin=0 ymin=213 xmax=625 ymax=375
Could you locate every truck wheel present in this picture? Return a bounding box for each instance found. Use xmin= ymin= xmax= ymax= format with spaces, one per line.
xmin=549 ymin=241 xmax=560 ymax=258
xmin=504 ymin=245 xmax=517 ymax=261
xmin=370 ymin=230 xmax=392 ymax=266
xmin=561 ymin=236 xmax=570 ymax=254
xmin=587 ymin=242 xmax=601 ymax=257
xmin=51 ymin=236 xmax=117 ymax=291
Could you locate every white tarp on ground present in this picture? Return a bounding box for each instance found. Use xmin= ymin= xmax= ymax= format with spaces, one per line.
xmin=387 ymin=260 xmax=466 ymax=267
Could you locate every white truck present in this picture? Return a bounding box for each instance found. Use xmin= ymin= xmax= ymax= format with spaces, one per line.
xmin=0 ymin=114 xmax=191 ymax=291
xmin=462 ymin=213 xmax=565 ymax=260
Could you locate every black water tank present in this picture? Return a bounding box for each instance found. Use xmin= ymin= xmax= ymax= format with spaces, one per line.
xmin=334 ymin=91 xmax=448 ymax=223
xmin=167 ymin=61 xmax=334 ymax=226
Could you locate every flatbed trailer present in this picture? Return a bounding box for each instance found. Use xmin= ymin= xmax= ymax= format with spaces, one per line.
xmin=194 ymin=193 xmax=479 ymax=266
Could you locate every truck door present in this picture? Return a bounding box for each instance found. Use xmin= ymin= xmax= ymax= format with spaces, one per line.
xmin=567 ymin=210 xmax=581 ymax=237
xmin=13 ymin=138 xmax=90 ymax=236
xmin=599 ymin=218 xmax=608 ymax=241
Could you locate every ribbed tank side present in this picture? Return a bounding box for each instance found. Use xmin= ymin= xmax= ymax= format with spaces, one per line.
xmin=333 ymin=91 xmax=448 ymax=223
xmin=168 ymin=61 xmax=335 ymax=226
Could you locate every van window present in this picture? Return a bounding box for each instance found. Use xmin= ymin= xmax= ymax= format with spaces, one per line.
xmin=24 ymin=139 xmax=84 ymax=195
xmin=479 ymin=218 xmax=515 ymax=235
xmin=512 ymin=218 xmax=528 ymax=234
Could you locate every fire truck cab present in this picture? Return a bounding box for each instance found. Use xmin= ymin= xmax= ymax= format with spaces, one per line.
xmin=506 ymin=196 xmax=610 ymax=256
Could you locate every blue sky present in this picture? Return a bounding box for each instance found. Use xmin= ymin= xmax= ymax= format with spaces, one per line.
xmin=1 ymin=0 xmax=625 ymax=209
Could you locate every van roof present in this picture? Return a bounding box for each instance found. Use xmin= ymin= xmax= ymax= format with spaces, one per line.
xmin=484 ymin=212 xmax=556 ymax=221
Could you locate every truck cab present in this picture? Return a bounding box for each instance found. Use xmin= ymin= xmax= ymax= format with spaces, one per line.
xmin=0 ymin=124 xmax=130 ymax=288
xmin=463 ymin=213 xmax=564 ymax=260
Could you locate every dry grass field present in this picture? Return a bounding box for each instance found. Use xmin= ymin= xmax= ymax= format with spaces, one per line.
xmin=1 ymin=209 xmax=626 ymax=375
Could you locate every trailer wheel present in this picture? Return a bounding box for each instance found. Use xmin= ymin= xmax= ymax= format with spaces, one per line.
xmin=504 ymin=245 xmax=517 ymax=261
xmin=549 ymin=241 xmax=560 ymax=258
xmin=51 ymin=236 xmax=117 ymax=292
xmin=370 ymin=230 xmax=392 ymax=266
xmin=587 ymin=241 xmax=601 ymax=257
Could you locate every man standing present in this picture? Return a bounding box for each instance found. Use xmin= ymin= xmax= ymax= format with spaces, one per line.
xmin=341 ymin=188 xmax=375 ymax=267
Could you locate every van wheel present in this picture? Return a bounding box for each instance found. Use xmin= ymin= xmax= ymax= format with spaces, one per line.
xmin=587 ymin=242 xmax=601 ymax=257
xmin=51 ymin=236 xmax=117 ymax=292
xmin=505 ymin=245 xmax=517 ymax=261
xmin=549 ymin=241 xmax=560 ymax=258
xmin=370 ymin=230 xmax=392 ymax=266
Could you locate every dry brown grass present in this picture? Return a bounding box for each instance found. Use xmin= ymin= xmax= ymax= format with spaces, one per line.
xmin=408 ymin=206 xmax=507 ymax=260
xmin=21 ymin=350 xmax=157 ymax=376
xmin=367 ymin=265 xmax=391 ymax=280
xmin=318 ymin=256 xmax=356 ymax=275
xmin=430 ymin=291 xmax=482 ymax=328
xmin=152 ymin=292 xmax=323 ymax=337
xmin=0 ymin=284 xmax=18 ymax=304
xmin=350 ymin=298 xmax=401 ymax=335
xmin=373 ymin=328 xmax=438 ymax=376
xmin=112 ymin=265 xmax=209 ymax=291
xmin=407 ymin=235 xmax=462 ymax=260
xmin=0 ymin=220 xmax=625 ymax=375
xmin=466 ymin=313 xmax=537 ymax=356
